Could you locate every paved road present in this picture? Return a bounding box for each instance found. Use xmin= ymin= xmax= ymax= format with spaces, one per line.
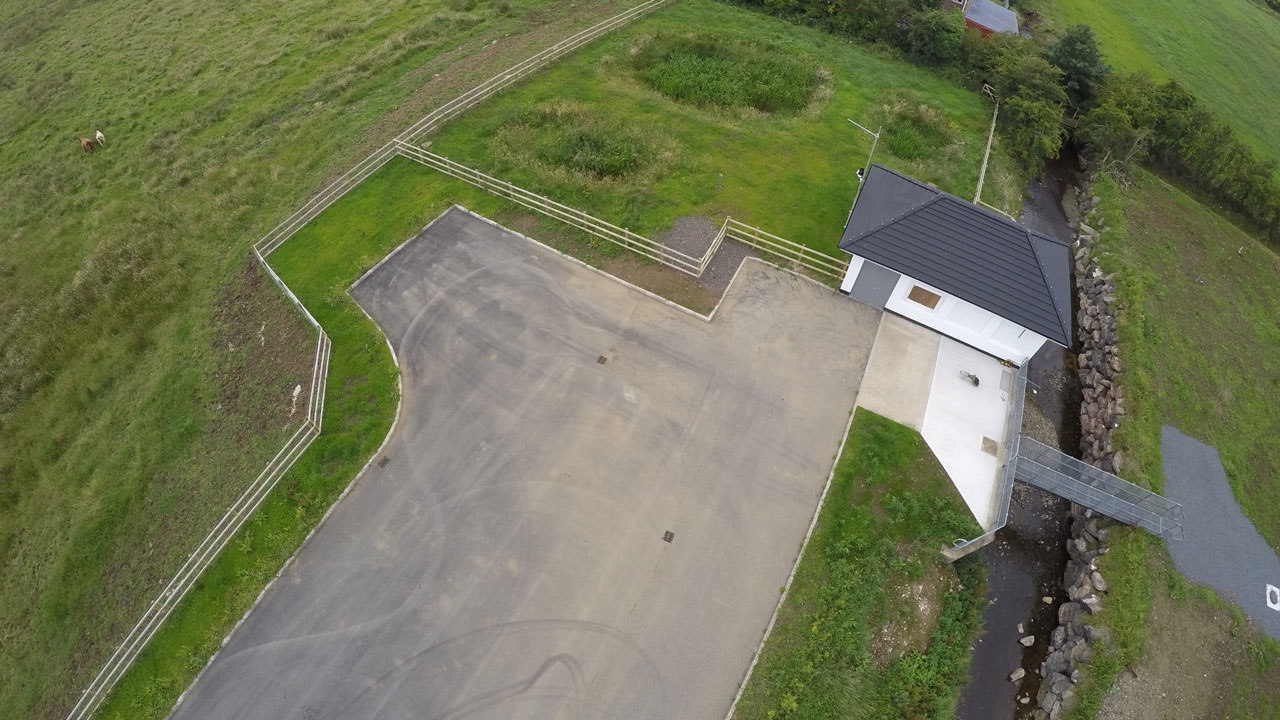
xmin=1162 ymin=425 xmax=1280 ymax=641
xmin=170 ymin=207 xmax=880 ymax=720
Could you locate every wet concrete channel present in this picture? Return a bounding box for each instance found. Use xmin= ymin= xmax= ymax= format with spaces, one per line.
xmin=954 ymin=150 xmax=1083 ymax=720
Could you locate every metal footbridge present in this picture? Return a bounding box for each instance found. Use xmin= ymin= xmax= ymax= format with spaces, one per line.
xmin=945 ymin=365 xmax=1183 ymax=560
xmin=1013 ymin=436 xmax=1183 ymax=539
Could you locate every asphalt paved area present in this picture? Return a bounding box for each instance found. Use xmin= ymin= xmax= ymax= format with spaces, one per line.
xmin=170 ymin=207 xmax=879 ymax=720
xmin=1162 ymin=425 xmax=1280 ymax=641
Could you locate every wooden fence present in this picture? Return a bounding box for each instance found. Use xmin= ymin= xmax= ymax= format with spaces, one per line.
xmin=66 ymin=2 xmax=668 ymax=718
xmin=393 ymin=141 xmax=848 ymax=285
xmin=254 ymin=0 xmax=673 ymax=259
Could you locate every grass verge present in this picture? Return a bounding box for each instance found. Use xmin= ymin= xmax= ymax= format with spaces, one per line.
xmin=424 ymin=0 xmax=1025 ymax=255
xmin=731 ymin=409 xmax=986 ymax=720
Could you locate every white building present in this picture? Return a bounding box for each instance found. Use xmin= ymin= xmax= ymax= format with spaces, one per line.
xmin=838 ymin=164 xmax=1072 ymax=366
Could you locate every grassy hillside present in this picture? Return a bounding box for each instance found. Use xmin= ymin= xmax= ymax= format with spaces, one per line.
xmin=1042 ymin=0 xmax=1280 ymax=165
xmin=423 ymin=0 xmax=1025 ymax=254
xmin=0 ymin=1 xmax=644 ymax=717
xmin=1088 ymin=170 xmax=1280 ymax=547
xmin=1051 ymin=172 xmax=1280 ymax=718
xmin=732 ymin=410 xmax=985 ymax=720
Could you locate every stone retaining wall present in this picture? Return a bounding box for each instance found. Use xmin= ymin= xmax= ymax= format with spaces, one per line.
xmin=1027 ymin=173 xmax=1120 ymax=720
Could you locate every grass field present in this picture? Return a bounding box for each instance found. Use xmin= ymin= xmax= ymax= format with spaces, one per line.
xmin=1040 ymin=0 xmax=1280 ymax=166
xmin=422 ymin=0 xmax=1025 ymax=255
xmin=0 ymin=1 xmax=657 ymax=717
xmin=732 ymin=410 xmax=985 ymax=720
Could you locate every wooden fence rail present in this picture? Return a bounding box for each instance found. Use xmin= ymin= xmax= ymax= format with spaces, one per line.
xmin=395 ymin=142 xmax=849 ymax=285
xmin=66 ymin=2 xmax=670 ymax=718
xmin=394 ymin=142 xmax=704 ymax=274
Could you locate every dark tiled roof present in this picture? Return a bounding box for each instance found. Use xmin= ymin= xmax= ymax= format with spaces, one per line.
xmin=839 ymin=164 xmax=1072 ymax=346
xmin=965 ymin=0 xmax=1019 ymax=35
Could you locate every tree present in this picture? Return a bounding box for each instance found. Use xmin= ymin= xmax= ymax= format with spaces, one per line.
xmin=1044 ymin=24 xmax=1109 ymax=108
xmin=905 ymin=9 xmax=965 ymax=66
xmin=967 ymin=34 xmax=1068 ymax=106
xmin=1001 ymin=93 xmax=1066 ymax=174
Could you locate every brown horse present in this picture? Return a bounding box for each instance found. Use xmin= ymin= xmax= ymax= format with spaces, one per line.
xmin=78 ymin=137 xmax=95 ymax=152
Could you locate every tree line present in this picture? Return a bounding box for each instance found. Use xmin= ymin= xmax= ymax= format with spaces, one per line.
xmin=733 ymin=0 xmax=1280 ymax=243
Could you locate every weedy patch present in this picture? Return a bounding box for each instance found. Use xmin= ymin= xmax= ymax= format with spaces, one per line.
xmin=629 ymin=33 xmax=824 ymax=115
xmin=492 ymin=101 xmax=674 ymax=184
xmin=872 ymin=93 xmax=964 ymax=163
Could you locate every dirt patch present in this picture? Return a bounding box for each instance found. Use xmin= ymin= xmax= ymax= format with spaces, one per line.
xmin=492 ymin=209 xmax=721 ymax=314
xmin=597 ymin=253 xmax=720 ymax=314
xmin=210 ymin=257 xmax=318 ymax=440
xmin=655 ymin=215 xmax=758 ymax=297
xmin=872 ymin=562 xmax=953 ymax=668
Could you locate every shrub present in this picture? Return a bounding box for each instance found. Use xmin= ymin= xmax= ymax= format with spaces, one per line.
xmin=1000 ymin=93 xmax=1066 ymax=174
xmin=631 ymin=34 xmax=821 ymax=114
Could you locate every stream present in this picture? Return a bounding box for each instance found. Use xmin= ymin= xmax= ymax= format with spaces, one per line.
xmin=953 ymin=149 xmax=1083 ymax=720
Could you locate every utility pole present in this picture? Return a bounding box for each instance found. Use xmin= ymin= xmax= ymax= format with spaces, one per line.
xmin=846 ymin=119 xmax=881 ymax=208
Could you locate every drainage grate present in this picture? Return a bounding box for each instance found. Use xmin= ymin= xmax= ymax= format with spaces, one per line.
xmin=662 ymin=530 xmax=674 ymax=543
xmin=597 ymin=355 xmax=608 ymax=364
xmin=377 ymin=456 xmax=390 ymax=468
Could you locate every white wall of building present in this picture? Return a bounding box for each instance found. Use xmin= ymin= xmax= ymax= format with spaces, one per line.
xmin=839 ymin=255 xmax=863 ymax=293
xmin=885 ymin=273 xmax=1048 ymax=365
xmin=842 ymin=254 xmax=1051 ymax=365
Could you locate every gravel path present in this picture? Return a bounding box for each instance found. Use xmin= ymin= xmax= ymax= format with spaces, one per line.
xmin=656 ymin=216 xmax=758 ymax=296
xmin=1162 ymin=425 xmax=1280 ymax=640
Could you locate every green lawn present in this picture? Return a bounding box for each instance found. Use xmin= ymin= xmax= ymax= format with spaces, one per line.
xmin=732 ymin=410 xmax=986 ymax=720
xmin=0 ymin=1 xmax=644 ymax=717
xmin=1043 ymin=0 xmax=1280 ymax=166
xmin=422 ymin=0 xmax=1025 ymax=255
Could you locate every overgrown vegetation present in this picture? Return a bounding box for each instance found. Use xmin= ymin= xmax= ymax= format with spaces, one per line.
xmin=493 ymin=101 xmax=664 ymax=180
xmin=732 ymin=410 xmax=986 ymax=720
xmin=1040 ymin=0 xmax=1280 ymax=170
xmin=426 ymin=0 xmax=1025 ymax=253
xmin=738 ymin=0 xmax=1280 ymax=240
xmin=872 ymin=96 xmax=964 ymax=162
xmin=630 ymin=33 xmax=821 ymax=114
xmin=0 ymin=1 xmax=630 ymax=716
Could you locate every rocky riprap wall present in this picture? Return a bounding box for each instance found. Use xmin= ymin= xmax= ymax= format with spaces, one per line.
xmin=1019 ymin=174 xmax=1121 ymax=720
